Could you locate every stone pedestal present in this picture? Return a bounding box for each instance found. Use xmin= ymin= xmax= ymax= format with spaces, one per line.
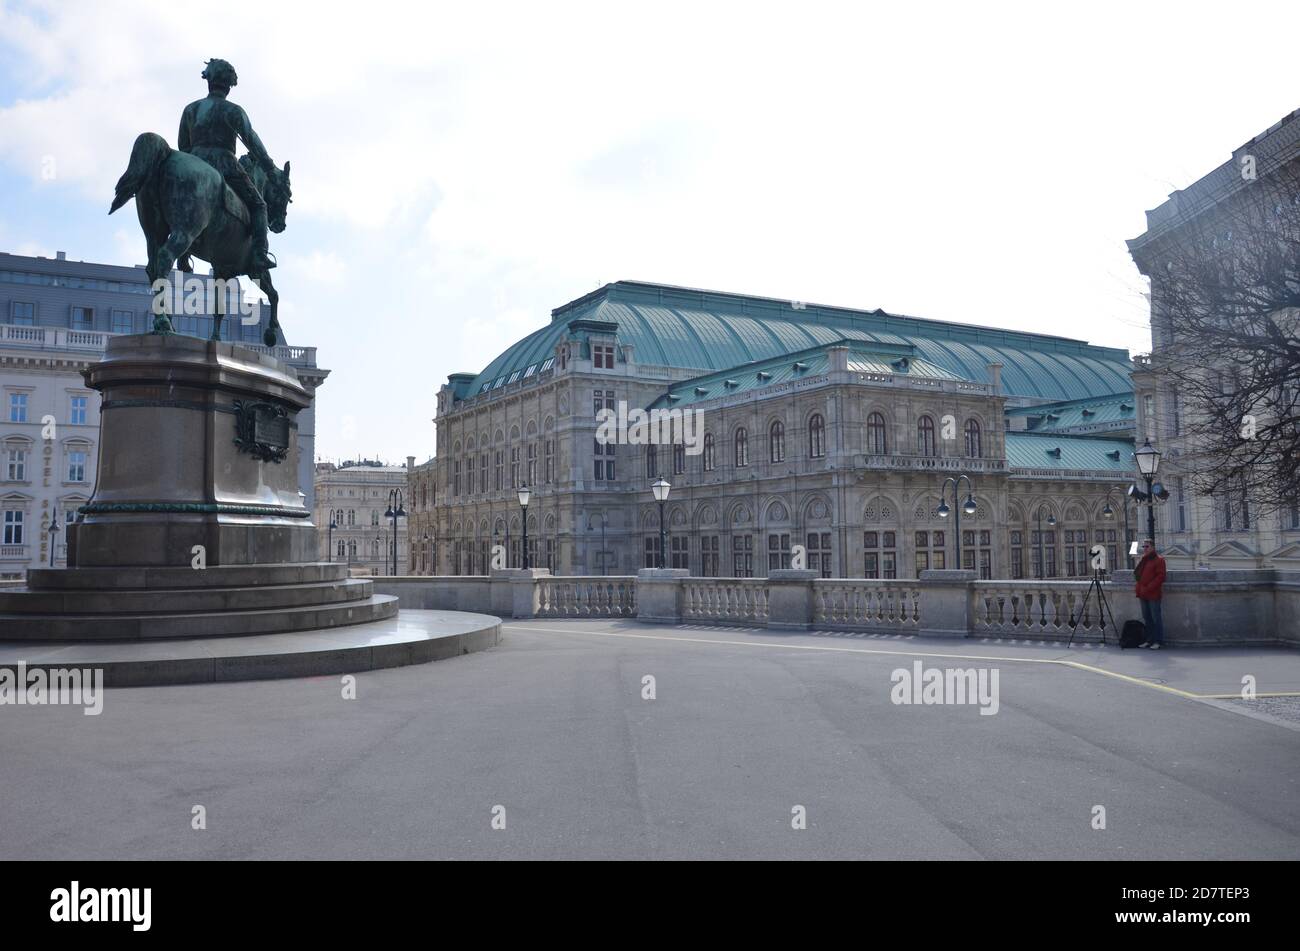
xmin=766 ymin=568 xmax=819 ymax=629
xmin=68 ymin=334 xmax=315 ymax=567
xmin=636 ymin=568 xmax=688 ymax=623
xmin=917 ymin=569 xmax=977 ymax=637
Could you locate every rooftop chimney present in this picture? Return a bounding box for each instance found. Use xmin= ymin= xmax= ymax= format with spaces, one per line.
xmin=986 ymin=362 xmax=1003 ymax=394
xmin=56 ymin=251 xmax=66 ymax=260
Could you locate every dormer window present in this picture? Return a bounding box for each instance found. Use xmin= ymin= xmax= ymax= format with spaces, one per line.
xmin=593 ymin=344 xmax=616 ymax=370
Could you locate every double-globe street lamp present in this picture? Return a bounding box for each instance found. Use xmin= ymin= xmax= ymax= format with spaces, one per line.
xmin=384 ymin=489 xmax=406 ymax=577
xmin=48 ymin=507 xmax=60 ymax=568
xmin=936 ymin=475 xmax=977 ymax=572
xmin=651 ymin=478 xmax=671 ymax=569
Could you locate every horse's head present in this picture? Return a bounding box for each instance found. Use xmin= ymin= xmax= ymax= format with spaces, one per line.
xmin=265 ymin=160 xmax=292 ymax=233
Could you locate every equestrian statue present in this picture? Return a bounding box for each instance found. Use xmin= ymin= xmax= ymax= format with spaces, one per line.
xmin=109 ymin=59 xmax=292 ymax=347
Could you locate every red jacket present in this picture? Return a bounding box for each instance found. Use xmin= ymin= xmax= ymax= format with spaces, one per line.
xmin=1135 ymin=551 xmax=1166 ymax=601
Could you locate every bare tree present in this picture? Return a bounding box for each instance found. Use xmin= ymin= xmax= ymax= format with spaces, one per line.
xmin=1143 ymin=164 xmax=1300 ymax=518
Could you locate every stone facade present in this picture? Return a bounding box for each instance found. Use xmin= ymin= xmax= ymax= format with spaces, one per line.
xmin=314 ymin=460 xmax=409 ymax=575
xmin=1128 ymin=109 xmax=1300 ymax=569
xmin=406 ymin=454 xmax=437 ymax=573
xmin=430 ymin=283 xmax=1140 ymax=580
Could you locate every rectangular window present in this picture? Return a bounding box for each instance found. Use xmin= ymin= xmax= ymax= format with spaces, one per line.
xmin=510 ymin=447 xmax=520 ymax=487
xmin=806 ymin=532 xmax=832 ymax=578
xmin=766 ymin=533 xmax=791 ymax=571
xmin=864 ymin=531 xmax=896 ymax=579
xmin=3 ymin=510 xmax=23 ymax=544
xmin=670 ymin=535 xmax=689 ymax=570
xmin=112 ymin=310 xmax=134 ymax=334
xmin=70 ymin=396 xmax=87 ymax=425
xmin=72 ymin=306 xmax=93 ymax=330
xmin=67 ymin=450 xmax=87 ymax=482
xmin=701 ymin=535 xmax=719 ymax=577
xmin=5 ymin=448 xmax=25 ymax=481
xmin=11 ymin=302 xmax=35 ymax=325
xmin=545 ymin=440 xmax=554 ymax=484
xmin=644 ymin=536 xmax=659 ymax=569
xmin=593 ymin=344 xmax=615 ymax=369
xmin=8 ymin=393 xmax=28 ymax=423
xmin=732 ymin=535 xmax=753 ymax=578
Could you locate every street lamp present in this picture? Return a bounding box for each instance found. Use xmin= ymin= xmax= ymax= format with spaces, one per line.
xmin=1035 ymin=507 xmax=1057 ymax=579
xmin=384 ymin=488 xmax=406 ymax=576
xmin=588 ymin=513 xmax=608 ymax=575
xmin=327 ymin=517 xmax=338 ymax=563
xmin=1134 ymin=438 xmax=1161 ymax=545
xmin=936 ymin=474 xmax=977 ymax=571
xmin=518 ymin=484 xmax=531 ymax=569
xmin=48 ymin=506 xmax=60 ymax=568
xmin=651 ymin=478 xmax=671 ymax=569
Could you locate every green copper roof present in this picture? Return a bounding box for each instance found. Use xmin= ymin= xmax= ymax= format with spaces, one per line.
xmin=1005 ymin=432 xmax=1134 ymax=473
xmin=1005 ymin=392 xmax=1137 ymax=432
xmin=646 ymin=340 xmax=963 ymax=409
xmin=460 ymin=281 xmax=1133 ymax=401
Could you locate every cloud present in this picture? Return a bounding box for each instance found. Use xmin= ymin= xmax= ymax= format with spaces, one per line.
xmin=2 ymin=0 xmax=1298 ymax=464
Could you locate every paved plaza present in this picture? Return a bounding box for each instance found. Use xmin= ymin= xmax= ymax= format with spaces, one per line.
xmin=2 ymin=616 xmax=1298 ymax=860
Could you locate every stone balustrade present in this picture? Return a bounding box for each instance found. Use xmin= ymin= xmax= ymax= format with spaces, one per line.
xmin=360 ymin=568 xmax=1299 ymax=647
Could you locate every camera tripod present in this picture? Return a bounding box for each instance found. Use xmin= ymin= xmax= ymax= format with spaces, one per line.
xmin=1067 ymin=566 xmax=1118 ymax=647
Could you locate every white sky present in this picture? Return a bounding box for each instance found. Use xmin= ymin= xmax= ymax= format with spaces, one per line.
xmin=1 ymin=0 xmax=1296 ymax=463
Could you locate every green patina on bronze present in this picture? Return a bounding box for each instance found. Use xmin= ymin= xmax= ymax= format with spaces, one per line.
xmin=108 ymin=59 xmax=292 ymax=347
xmin=77 ymin=502 xmax=310 ymax=518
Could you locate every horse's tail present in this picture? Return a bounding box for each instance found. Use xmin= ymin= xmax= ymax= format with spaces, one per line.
xmin=109 ymin=132 xmax=172 ymax=214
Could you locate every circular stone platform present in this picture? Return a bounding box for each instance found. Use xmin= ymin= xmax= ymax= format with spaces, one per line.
xmin=0 ymin=610 xmax=500 ymax=687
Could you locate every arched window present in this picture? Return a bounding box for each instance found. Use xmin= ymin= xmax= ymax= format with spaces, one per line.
xmin=964 ymin=418 xmax=981 ymax=458
xmin=917 ymin=416 xmax=936 ymax=457
xmin=526 ymin=442 xmax=537 ymax=486
xmin=769 ymin=421 xmax=785 ymax=463
xmin=808 ymin=414 xmax=825 ymax=458
xmin=703 ymin=433 xmax=716 ymax=472
xmin=734 ymin=428 xmax=749 ymax=467
xmin=337 ymin=540 xmax=345 ymax=559
xmin=866 ymin=412 xmax=888 ymax=455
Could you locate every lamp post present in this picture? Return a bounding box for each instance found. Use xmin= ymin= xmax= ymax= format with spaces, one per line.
xmin=327 ymin=517 xmax=338 ymax=562
xmin=588 ymin=513 xmax=608 ymax=575
xmin=1101 ymin=489 xmax=1134 ymax=571
xmin=936 ymin=474 xmax=977 ymax=572
xmin=1035 ymin=507 xmax=1057 ymax=579
xmin=651 ymin=478 xmax=671 ymax=569
xmin=518 ymin=485 xmax=531 ymax=569
xmin=384 ymin=488 xmax=406 ymax=577
xmin=1134 ymin=438 xmax=1161 ymax=545
xmin=48 ymin=506 xmax=60 ymax=568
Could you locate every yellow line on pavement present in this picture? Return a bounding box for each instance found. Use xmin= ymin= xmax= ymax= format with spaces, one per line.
xmin=503 ymin=623 xmax=1296 ymax=702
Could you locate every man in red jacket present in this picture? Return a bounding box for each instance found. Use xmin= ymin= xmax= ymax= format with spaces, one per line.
xmin=1134 ymin=539 xmax=1167 ymax=649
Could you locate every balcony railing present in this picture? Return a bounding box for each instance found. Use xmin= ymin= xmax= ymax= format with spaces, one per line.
xmin=813 ymin=580 xmax=921 ymax=630
xmin=0 ymin=322 xmax=316 ymax=367
xmin=683 ymin=578 xmax=770 ymax=624
xmin=537 ymin=576 xmax=637 ymax=618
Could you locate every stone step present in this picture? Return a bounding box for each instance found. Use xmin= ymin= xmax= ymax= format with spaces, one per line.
xmin=23 ymin=562 xmax=350 ymax=591
xmin=0 ymin=578 xmax=373 ymax=616
xmin=0 ymin=609 xmax=500 ymax=686
xmin=0 ymin=594 xmax=398 ymax=641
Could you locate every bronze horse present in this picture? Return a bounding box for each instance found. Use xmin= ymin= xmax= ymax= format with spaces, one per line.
xmin=110 ymin=132 xmax=291 ymax=347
